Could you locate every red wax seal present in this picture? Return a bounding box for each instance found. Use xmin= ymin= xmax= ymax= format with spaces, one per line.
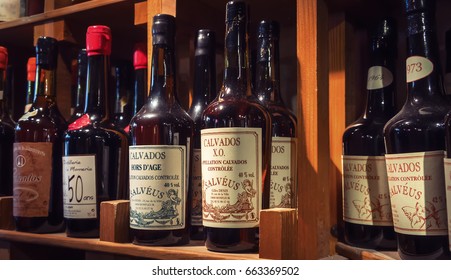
xmin=68 ymin=114 xmax=91 ymax=131
xmin=124 ymin=125 xmax=130 ymax=134
xmin=0 ymin=46 xmax=8 ymax=70
xmin=27 ymin=57 xmax=36 ymax=82
xmin=86 ymin=25 xmax=112 ymax=56
xmin=133 ymin=43 xmax=147 ymax=70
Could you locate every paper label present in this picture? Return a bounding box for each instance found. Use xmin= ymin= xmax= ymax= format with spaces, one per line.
xmin=0 ymin=1 xmax=20 ymax=21
xmin=342 ymin=155 xmax=393 ymax=226
xmin=270 ymin=137 xmax=297 ymax=208
xmin=19 ymin=109 xmax=38 ymax=121
xmin=406 ymin=56 xmax=434 ymax=83
xmin=191 ymin=149 xmax=202 ymax=226
xmin=129 ymin=145 xmax=187 ymax=230
xmin=366 ymin=66 xmax=393 ymax=90
xmin=13 ymin=142 xmax=53 ymax=217
xmin=386 ymin=151 xmax=447 ymax=236
xmin=201 ymin=127 xmax=262 ymax=228
xmin=443 ymin=158 xmax=451 ymax=249
xmin=62 ymin=155 xmax=97 ymax=219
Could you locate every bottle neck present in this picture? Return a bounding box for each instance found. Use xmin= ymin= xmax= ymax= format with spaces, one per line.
xmin=192 ymin=53 xmax=216 ymax=106
xmin=34 ymin=64 xmax=57 ymax=103
xmin=113 ymin=68 xmax=126 ymax=114
xmin=0 ymin=69 xmax=6 ymax=117
xmin=149 ymin=44 xmax=177 ymax=105
xmin=255 ymin=36 xmax=282 ymax=104
xmin=26 ymin=80 xmax=35 ymax=105
xmin=364 ymin=48 xmax=397 ymax=118
xmin=84 ymin=54 xmax=110 ymax=122
xmin=222 ymin=19 xmax=251 ymax=97
xmin=132 ymin=68 xmax=147 ymax=116
xmin=75 ymin=63 xmax=86 ymax=112
xmin=406 ymin=11 xmax=445 ymax=100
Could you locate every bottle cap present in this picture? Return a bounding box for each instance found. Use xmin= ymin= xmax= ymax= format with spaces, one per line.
xmin=195 ymin=29 xmax=216 ymax=56
xmin=405 ymin=0 xmax=435 ymax=14
xmin=27 ymin=57 xmax=36 ymax=81
xmin=257 ymin=20 xmax=279 ymax=39
xmin=86 ymin=25 xmax=112 ymax=56
xmin=226 ymin=0 xmax=246 ymax=23
xmin=152 ymin=14 xmax=176 ymax=47
xmin=133 ymin=43 xmax=147 ymax=70
xmin=36 ymin=37 xmax=58 ymax=68
xmin=0 ymin=46 xmax=8 ymax=70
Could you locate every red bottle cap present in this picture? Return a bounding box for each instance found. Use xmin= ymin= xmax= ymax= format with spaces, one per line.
xmin=86 ymin=25 xmax=112 ymax=56
xmin=0 ymin=46 xmax=8 ymax=70
xmin=27 ymin=57 xmax=36 ymax=82
xmin=133 ymin=43 xmax=147 ymax=70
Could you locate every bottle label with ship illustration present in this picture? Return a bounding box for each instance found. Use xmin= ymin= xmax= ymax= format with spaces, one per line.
xmin=201 ymin=127 xmax=262 ymax=228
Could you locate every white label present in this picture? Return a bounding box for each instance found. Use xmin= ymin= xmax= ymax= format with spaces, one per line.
xmin=270 ymin=137 xmax=296 ymax=208
xmin=24 ymin=103 xmax=32 ymax=113
xmin=342 ymin=155 xmax=393 ymax=226
xmin=406 ymin=56 xmax=434 ymax=83
xmin=62 ymin=155 xmax=97 ymax=219
xmin=366 ymin=66 xmax=393 ymax=90
xmin=386 ymin=151 xmax=447 ymax=236
xmin=443 ymin=158 xmax=451 ymax=250
xmin=201 ymin=127 xmax=262 ymax=228
xmin=191 ymin=149 xmax=202 ymax=226
xmin=19 ymin=109 xmax=38 ymax=121
xmin=129 ymin=145 xmax=186 ymax=230
xmin=0 ymin=1 xmax=20 ymax=21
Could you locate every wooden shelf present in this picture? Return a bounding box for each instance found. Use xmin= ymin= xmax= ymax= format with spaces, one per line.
xmin=335 ymin=242 xmax=399 ymax=260
xmin=0 ymin=229 xmax=260 ymax=260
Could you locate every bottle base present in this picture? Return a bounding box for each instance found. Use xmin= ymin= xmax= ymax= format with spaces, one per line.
xmin=131 ymin=229 xmax=190 ymax=246
xmin=15 ymin=217 xmax=65 ymax=234
xmin=398 ymin=247 xmax=450 ymax=260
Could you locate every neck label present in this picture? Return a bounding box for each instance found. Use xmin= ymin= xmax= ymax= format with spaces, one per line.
xmin=367 ymin=66 xmax=393 ymax=90
xmin=406 ymin=56 xmax=434 ymax=83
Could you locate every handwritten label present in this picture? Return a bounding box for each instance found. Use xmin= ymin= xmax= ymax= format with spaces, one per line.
xmin=406 ymin=56 xmax=434 ymax=83
xmin=366 ymin=66 xmax=393 ymax=90
xmin=62 ymin=155 xmax=97 ymax=219
xmin=385 ymin=151 xmax=447 ymax=236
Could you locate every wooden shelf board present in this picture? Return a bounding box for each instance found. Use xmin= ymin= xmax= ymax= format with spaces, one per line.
xmin=0 ymin=229 xmax=260 ymax=260
xmin=335 ymin=242 xmax=400 ymax=260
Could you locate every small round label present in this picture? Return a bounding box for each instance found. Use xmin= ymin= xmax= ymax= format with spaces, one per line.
xmin=366 ymin=66 xmax=393 ymax=90
xmin=406 ymin=56 xmax=434 ymax=83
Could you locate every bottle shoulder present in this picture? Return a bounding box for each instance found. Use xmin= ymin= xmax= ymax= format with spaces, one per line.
xmin=203 ymin=96 xmax=271 ymax=120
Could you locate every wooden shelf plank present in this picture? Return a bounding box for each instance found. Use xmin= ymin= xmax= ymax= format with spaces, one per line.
xmin=0 ymin=0 xmax=131 ymax=31
xmin=0 ymin=230 xmax=260 ymax=260
xmin=335 ymin=242 xmax=399 ymax=260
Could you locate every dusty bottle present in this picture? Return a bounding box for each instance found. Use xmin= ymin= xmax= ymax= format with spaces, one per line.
xmin=384 ymin=0 xmax=450 ymax=259
xmin=201 ymin=0 xmax=272 ymax=253
xmin=342 ymin=18 xmax=397 ymax=250
xmin=129 ymin=14 xmax=193 ymax=246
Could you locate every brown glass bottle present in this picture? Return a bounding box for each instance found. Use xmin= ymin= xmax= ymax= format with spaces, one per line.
xmin=188 ymin=29 xmax=216 ymax=240
xmin=342 ymin=18 xmax=397 ymax=250
xmin=0 ymin=46 xmax=14 ymax=196
xmin=24 ymin=57 xmax=36 ymax=113
xmin=129 ymin=14 xmax=193 ymax=246
xmin=63 ymin=26 xmax=126 ymax=238
xmin=14 ymin=37 xmax=67 ymax=233
xmin=384 ymin=0 xmax=450 ymax=259
xmin=112 ymin=62 xmax=132 ymax=130
xmin=201 ymin=1 xmax=272 ymax=253
xmin=68 ymin=49 xmax=87 ymax=123
xmin=254 ymin=20 xmax=297 ymax=209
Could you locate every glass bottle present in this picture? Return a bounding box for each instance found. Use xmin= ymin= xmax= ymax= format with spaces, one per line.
xmin=129 ymin=14 xmax=193 ymax=246
xmin=254 ymin=20 xmax=297 ymax=209
xmin=0 ymin=46 xmax=14 ymax=196
xmin=63 ymin=26 xmax=126 ymax=238
xmin=384 ymin=0 xmax=450 ymax=259
xmin=24 ymin=57 xmax=36 ymax=113
xmin=342 ymin=18 xmax=397 ymax=250
xmin=68 ymin=49 xmax=87 ymax=123
xmin=14 ymin=37 xmax=67 ymax=233
xmin=188 ymin=29 xmax=216 ymax=240
xmin=201 ymin=1 xmax=272 ymax=253
xmin=112 ymin=62 xmax=132 ymax=130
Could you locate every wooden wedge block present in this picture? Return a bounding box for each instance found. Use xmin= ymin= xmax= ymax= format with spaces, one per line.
xmin=100 ymin=200 xmax=130 ymax=243
xmin=0 ymin=196 xmax=14 ymax=230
